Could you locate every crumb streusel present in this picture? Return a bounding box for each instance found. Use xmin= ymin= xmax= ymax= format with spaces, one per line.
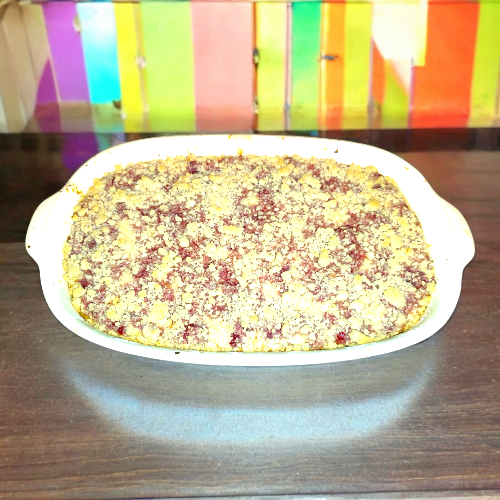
xmin=63 ymin=154 xmax=435 ymax=351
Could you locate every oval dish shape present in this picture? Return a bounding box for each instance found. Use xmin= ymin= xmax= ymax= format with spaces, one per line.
xmin=26 ymin=135 xmax=474 ymax=366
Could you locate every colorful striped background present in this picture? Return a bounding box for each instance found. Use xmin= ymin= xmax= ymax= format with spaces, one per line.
xmin=1 ymin=0 xmax=499 ymax=134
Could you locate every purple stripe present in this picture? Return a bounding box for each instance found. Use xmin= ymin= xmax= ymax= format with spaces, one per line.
xmin=36 ymin=61 xmax=57 ymax=105
xmin=43 ymin=2 xmax=89 ymax=102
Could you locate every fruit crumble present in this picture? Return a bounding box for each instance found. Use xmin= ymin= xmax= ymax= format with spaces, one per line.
xmin=63 ymin=154 xmax=435 ymax=352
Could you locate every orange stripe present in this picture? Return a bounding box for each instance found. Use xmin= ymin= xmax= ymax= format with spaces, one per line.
xmin=370 ymin=40 xmax=385 ymax=129
xmin=410 ymin=3 xmax=479 ymax=128
xmin=371 ymin=41 xmax=385 ymax=104
xmin=320 ymin=2 xmax=345 ymax=130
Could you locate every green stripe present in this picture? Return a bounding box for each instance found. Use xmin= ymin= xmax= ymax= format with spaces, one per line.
xmin=141 ymin=2 xmax=195 ymax=132
xmin=290 ymin=2 xmax=321 ymax=131
xmin=469 ymin=2 xmax=500 ymax=126
xmin=256 ymin=3 xmax=287 ymax=131
xmin=343 ymin=3 xmax=371 ymax=129
xmin=381 ymin=63 xmax=409 ymax=129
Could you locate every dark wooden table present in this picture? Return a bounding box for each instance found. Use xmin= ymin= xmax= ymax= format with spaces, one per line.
xmin=1 ymin=134 xmax=499 ymax=499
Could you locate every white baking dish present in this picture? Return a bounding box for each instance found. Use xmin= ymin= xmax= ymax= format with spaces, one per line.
xmin=26 ymin=135 xmax=474 ymax=366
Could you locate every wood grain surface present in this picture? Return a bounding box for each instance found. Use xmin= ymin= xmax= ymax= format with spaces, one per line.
xmin=0 ymin=143 xmax=499 ymax=499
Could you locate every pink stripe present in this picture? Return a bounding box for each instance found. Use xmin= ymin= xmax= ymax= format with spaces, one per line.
xmin=43 ymin=2 xmax=89 ymax=102
xmin=192 ymin=3 xmax=254 ymax=132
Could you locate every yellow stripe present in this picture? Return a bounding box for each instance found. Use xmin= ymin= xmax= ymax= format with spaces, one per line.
xmin=256 ymin=3 xmax=287 ymax=131
xmin=414 ymin=0 xmax=428 ymax=67
xmin=342 ymin=3 xmax=372 ymax=129
xmin=469 ymin=2 xmax=500 ymax=126
xmin=114 ymin=3 xmax=146 ymax=132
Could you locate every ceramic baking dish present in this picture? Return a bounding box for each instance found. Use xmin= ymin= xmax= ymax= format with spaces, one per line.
xmin=26 ymin=135 xmax=474 ymax=366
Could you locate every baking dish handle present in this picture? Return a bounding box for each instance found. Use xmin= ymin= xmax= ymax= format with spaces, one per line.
xmin=438 ymin=197 xmax=475 ymax=268
xmin=25 ymin=193 xmax=61 ymax=264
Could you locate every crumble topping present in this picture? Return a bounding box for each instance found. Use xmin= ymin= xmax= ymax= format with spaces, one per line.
xmin=63 ymin=154 xmax=435 ymax=352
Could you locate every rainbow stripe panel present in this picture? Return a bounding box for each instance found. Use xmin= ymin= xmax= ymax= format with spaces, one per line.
xmin=1 ymin=0 xmax=499 ymax=133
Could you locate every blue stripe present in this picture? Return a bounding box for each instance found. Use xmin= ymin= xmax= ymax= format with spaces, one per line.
xmin=77 ymin=3 xmax=121 ymax=105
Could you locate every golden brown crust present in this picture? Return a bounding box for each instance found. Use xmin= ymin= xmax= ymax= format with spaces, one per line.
xmin=63 ymin=154 xmax=435 ymax=352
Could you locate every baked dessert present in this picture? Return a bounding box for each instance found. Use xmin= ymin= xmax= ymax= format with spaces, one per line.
xmin=63 ymin=154 xmax=435 ymax=352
